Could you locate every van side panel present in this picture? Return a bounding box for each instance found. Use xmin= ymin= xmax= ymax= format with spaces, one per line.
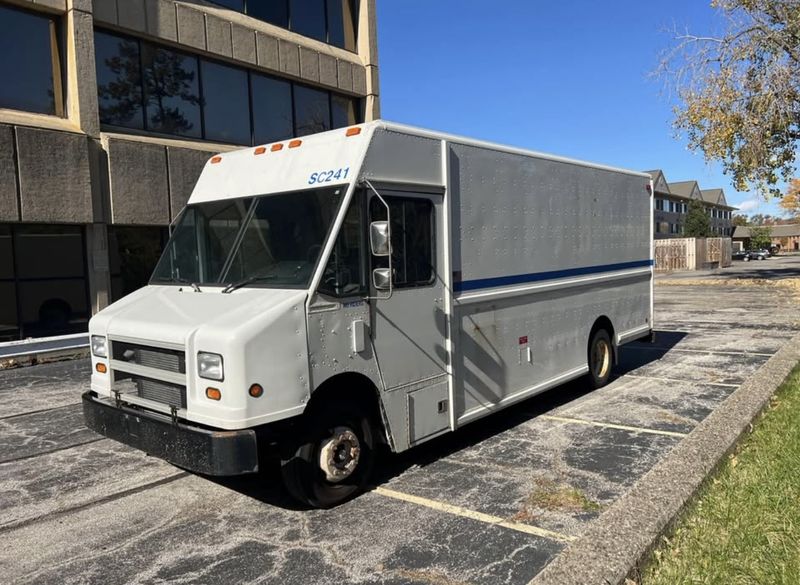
xmin=447 ymin=142 xmax=651 ymax=423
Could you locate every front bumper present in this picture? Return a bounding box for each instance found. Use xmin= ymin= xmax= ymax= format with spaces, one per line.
xmin=82 ymin=391 xmax=258 ymax=476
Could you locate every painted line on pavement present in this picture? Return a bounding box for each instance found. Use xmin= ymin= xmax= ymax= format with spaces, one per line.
xmin=539 ymin=414 xmax=687 ymax=439
xmin=623 ymin=374 xmax=739 ymax=388
xmin=627 ymin=345 xmax=774 ymax=358
xmin=373 ymin=486 xmax=576 ymax=543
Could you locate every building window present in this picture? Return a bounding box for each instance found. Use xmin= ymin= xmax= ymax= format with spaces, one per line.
xmin=0 ymin=4 xmax=64 ymax=116
xmin=200 ymin=60 xmax=250 ymax=144
xmin=142 ymin=44 xmax=202 ymax=138
xmin=109 ymin=226 xmax=169 ymax=302
xmin=369 ymin=196 xmax=435 ymax=288
xmin=95 ymin=30 xmax=362 ymax=145
xmin=655 ymin=199 xmax=665 ymax=212
xmin=0 ymin=224 xmax=90 ymax=341
xmin=210 ymin=0 xmax=358 ymax=52
xmin=294 ymin=85 xmax=331 ymax=136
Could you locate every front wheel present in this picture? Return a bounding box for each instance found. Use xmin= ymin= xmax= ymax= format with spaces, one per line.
xmin=587 ymin=328 xmax=613 ymax=389
xmin=280 ymin=400 xmax=376 ymax=508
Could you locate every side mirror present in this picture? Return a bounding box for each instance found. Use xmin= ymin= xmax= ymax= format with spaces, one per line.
xmin=372 ymin=268 xmax=391 ymax=290
xmin=369 ymin=221 xmax=391 ymax=256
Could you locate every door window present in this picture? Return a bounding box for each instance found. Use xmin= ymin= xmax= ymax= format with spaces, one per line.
xmin=369 ymin=196 xmax=435 ymax=288
xmin=319 ymin=193 xmax=367 ymax=297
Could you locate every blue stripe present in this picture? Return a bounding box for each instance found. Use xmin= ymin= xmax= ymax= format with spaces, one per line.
xmin=454 ymin=259 xmax=653 ymax=293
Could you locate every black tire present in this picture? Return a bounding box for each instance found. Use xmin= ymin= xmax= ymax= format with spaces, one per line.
xmin=280 ymin=400 xmax=375 ymax=508
xmin=587 ymin=328 xmax=613 ymax=389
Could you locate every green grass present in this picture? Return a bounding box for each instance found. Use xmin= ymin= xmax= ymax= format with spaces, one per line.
xmin=642 ymin=366 xmax=800 ymax=585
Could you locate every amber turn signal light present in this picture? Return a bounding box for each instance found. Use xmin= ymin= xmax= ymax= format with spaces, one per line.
xmin=346 ymin=127 xmax=361 ymax=136
xmin=249 ymin=384 xmax=263 ymax=398
xmin=95 ymin=363 xmax=107 ymax=374
xmin=288 ymin=139 xmax=302 ymax=148
xmin=210 ymin=156 xmax=222 ymax=164
xmin=254 ymin=146 xmax=267 ymax=155
xmin=206 ymin=387 xmax=221 ymax=400
xmin=270 ymin=143 xmax=284 ymax=152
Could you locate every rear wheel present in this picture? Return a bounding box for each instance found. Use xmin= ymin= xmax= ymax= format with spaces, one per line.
xmin=587 ymin=328 xmax=613 ymax=389
xmin=280 ymin=400 xmax=375 ymax=508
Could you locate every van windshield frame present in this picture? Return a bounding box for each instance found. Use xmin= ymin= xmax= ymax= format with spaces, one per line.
xmin=150 ymin=185 xmax=347 ymax=289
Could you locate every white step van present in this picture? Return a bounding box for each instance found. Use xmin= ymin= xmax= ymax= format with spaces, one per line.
xmin=84 ymin=121 xmax=654 ymax=507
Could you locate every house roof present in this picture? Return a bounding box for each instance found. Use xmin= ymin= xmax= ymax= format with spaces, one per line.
xmin=667 ymin=181 xmax=701 ymax=200
xmin=644 ymin=170 xmax=670 ymax=195
xmin=733 ymin=224 xmax=800 ymax=238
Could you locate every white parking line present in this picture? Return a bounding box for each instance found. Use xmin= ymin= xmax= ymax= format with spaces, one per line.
xmin=539 ymin=414 xmax=688 ymax=438
xmin=373 ymin=486 xmax=576 ymax=543
xmin=623 ymin=374 xmax=739 ymax=388
xmin=627 ymin=345 xmax=774 ymax=358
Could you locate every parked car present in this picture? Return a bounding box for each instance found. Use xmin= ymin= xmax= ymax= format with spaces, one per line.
xmin=733 ymin=250 xmax=752 ymax=261
xmin=747 ymin=249 xmax=769 ymax=260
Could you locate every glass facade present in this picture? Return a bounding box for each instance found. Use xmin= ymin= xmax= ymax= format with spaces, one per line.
xmin=210 ymin=0 xmax=358 ymax=51
xmin=0 ymin=225 xmax=90 ymax=341
xmin=0 ymin=4 xmax=63 ymax=116
xmin=109 ymin=226 xmax=169 ymax=302
xmin=95 ymin=30 xmax=362 ymax=145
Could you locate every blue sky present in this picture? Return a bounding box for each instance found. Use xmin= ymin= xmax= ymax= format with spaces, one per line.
xmin=376 ymin=0 xmax=784 ymax=217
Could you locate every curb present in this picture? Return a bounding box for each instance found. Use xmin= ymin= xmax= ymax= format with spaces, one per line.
xmin=530 ymin=330 xmax=800 ymax=585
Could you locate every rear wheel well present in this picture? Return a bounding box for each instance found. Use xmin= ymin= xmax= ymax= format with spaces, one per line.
xmin=307 ymin=373 xmax=387 ymax=444
xmin=590 ymin=316 xmax=616 ymax=361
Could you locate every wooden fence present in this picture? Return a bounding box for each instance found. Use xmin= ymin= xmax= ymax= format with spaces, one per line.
xmin=654 ymin=237 xmax=732 ymax=272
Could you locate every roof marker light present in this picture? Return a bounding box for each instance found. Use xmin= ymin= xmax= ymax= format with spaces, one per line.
xmin=254 ymin=146 xmax=267 ymax=155
xmin=210 ymin=156 xmax=222 ymax=164
xmin=271 ymin=143 xmax=284 ymax=152
xmin=288 ymin=139 xmax=302 ymax=148
xmin=346 ymin=127 xmax=361 ymax=136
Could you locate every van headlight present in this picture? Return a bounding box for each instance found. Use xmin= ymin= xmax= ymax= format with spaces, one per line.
xmin=91 ymin=335 xmax=107 ymax=358
xmin=197 ymin=352 xmax=224 ymax=381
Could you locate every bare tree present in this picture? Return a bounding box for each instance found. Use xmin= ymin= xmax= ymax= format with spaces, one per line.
xmin=657 ymin=0 xmax=800 ymax=197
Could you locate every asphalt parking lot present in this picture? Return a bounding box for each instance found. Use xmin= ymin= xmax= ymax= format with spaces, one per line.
xmin=2 ymin=256 xmax=799 ymax=585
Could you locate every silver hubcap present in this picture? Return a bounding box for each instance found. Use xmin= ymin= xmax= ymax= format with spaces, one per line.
xmin=319 ymin=427 xmax=361 ymax=483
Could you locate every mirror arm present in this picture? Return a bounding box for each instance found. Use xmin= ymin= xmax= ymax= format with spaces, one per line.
xmin=364 ymin=179 xmax=392 ymax=300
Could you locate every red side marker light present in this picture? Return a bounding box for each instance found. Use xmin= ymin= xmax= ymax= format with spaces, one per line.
xmin=346 ymin=127 xmax=361 ymax=136
xmin=288 ymin=140 xmax=302 ymax=148
xmin=271 ymin=143 xmax=284 ymax=152
xmin=254 ymin=146 xmax=267 ymax=155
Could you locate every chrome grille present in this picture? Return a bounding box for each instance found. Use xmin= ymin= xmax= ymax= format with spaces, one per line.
xmin=112 ymin=341 xmax=186 ymax=374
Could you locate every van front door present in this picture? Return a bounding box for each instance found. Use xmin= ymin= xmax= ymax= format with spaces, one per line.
xmin=368 ymin=191 xmax=448 ymax=399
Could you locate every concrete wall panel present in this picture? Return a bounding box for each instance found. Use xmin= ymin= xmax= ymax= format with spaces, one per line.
xmin=337 ymin=60 xmax=353 ymax=92
xmin=205 ymin=13 xmax=232 ymax=57
xmin=16 ymin=127 xmax=93 ymax=223
xmin=167 ymin=146 xmax=210 ymax=220
xmin=145 ymin=0 xmax=177 ymax=41
xmin=33 ymin=0 xmax=66 ymax=11
xmin=0 ymin=125 xmax=19 ymax=222
xmin=231 ymin=23 xmax=256 ymax=64
xmin=176 ymin=5 xmax=206 ymax=50
xmin=107 ymin=138 xmax=169 ymax=225
xmin=117 ymin=0 xmax=146 ymax=33
xmin=299 ymin=47 xmax=320 ymax=83
xmin=352 ymin=65 xmax=366 ymax=95
xmin=319 ymin=53 xmax=337 ymax=87
xmin=278 ymin=40 xmax=300 ymax=77
xmin=256 ymin=32 xmax=279 ymax=71
xmin=92 ymin=0 xmax=116 ymax=22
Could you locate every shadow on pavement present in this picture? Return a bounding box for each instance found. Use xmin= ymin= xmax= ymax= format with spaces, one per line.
xmin=208 ymin=329 xmax=687 ymax=509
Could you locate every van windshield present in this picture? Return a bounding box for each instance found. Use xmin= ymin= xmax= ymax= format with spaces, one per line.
xmin=150 ymin=186 xmax=346 ymax=288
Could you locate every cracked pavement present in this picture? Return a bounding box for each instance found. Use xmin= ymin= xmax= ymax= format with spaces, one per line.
xmin=1 ymin=256 xmax=799 ymax=584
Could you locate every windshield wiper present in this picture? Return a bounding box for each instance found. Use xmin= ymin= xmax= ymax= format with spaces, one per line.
xmin=221 ymin=275 xmax=277 ymax=294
